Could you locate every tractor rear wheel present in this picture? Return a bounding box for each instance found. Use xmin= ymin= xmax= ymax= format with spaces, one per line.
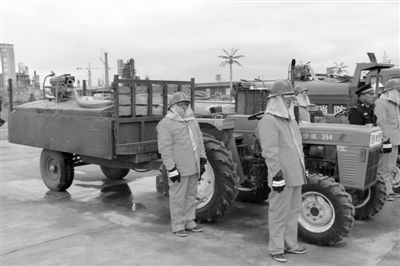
xmin=40 ymin=149 xmax=74 ymax=191
xmin=299 ymin=174 xmax=354 ymax=246
xmin=350 ymin=178 xmax=386 ymax=220
xmin=155 ymin=133 xmax=238 ymax=222
xmin=156 ymin=165 xmax=169 ymax=195
xmin=100 ymin=166 xmax=130 ymax=180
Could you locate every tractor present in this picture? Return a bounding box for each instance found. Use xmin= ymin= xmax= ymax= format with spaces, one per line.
xmin=6 ymin=54 xmax=389 ymax=247
xmin=156 ymin=55 xmax=390 ymax=246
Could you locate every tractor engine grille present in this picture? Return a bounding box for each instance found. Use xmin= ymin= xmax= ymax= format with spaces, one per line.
xmin=364 ymin=148 xmax=381 ymax=187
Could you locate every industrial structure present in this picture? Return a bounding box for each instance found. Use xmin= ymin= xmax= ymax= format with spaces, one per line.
xmin=0 ymin=43 xmax=16 ymax=92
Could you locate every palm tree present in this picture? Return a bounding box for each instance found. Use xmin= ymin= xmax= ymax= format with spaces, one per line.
xmin=334 ymin=62 xmax=349 ymax=76
xmin=219 ymin=48 xmax=244 ymax=99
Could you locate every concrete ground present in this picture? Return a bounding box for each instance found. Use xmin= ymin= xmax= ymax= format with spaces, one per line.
xmin=1 ymin=126 xmax=399 ymax=266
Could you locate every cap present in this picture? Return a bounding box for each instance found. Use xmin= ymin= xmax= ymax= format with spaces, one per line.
xmin=355 ymin=83 xmax=375 ymax=96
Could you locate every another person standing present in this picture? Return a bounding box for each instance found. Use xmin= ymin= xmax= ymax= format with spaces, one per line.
xmin=348 ymin=83 xmax=377 ymax=126
xmin=294 ymin=85 xmax=311 ymax=122
xmin=374 ymin=78 xmax=400 ymax=200
xmin=157 ymin=91 xmax=207 ymax=237
xmin=256 ymin=80 xmax=307 ymax=263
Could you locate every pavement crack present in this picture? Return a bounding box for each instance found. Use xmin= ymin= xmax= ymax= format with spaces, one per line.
xmin=375 ymin=240 xmax=400 ymax=266
xmin=1 ymin=223 xmax=112 ymax=256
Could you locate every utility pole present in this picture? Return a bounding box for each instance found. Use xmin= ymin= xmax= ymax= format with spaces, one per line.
xmin=99 ymin=52 xmax=111 ymax=89
xmin=77 ymin=63 xmax=100 ymax=88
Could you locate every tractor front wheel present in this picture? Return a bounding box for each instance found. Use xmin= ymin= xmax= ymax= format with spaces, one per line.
xmin=40 ymin=149 xmax=74 ymax=191
xmin=350 ymin=178 xmax=386 ymax=220
xmin=299 ymin=174 xmax=354 ymax=246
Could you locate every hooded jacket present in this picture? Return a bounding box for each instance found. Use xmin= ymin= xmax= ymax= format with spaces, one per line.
xmin=255 ymin=96 xmax=306 ymax=187
xmin=157 ymin=106 xmax=206 ymax=176
xmin=295 ymin=93 xmax=311 ymax=122
xmin=374 ymin=94 xmax=400 ymax=145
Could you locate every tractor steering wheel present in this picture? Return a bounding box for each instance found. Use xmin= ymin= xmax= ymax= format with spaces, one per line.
xmin=248 ymin=111 xmax=264 ymax=120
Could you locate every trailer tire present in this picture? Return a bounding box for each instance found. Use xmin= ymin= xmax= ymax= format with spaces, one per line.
xmin=351 ymin=178 xmax=386 ymax=220
xmin=40 ymin=149 xmax=74 ymax=191
xmin=155 ymin=133 xmax=238 ymax=222
xmin=299 ymin=174 xmax=354 ymax=246
xmin=100 ymin=166 xmax=130 ymax=180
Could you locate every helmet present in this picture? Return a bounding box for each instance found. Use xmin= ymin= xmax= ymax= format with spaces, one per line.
xmin=294 ymin=85 xmax=308 ymax=95
xmin=169 ymin=91 xmax=191 ymax=108
xmin=267 ymin=79 xmax=295 ymax=98
xmin=383 ymin=78 xmax=400 ymax=93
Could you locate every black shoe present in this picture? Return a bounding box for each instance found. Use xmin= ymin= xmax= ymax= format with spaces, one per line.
xmin=271 ymin=253 xmax=287 ymax=263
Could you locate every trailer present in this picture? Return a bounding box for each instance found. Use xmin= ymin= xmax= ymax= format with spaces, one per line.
xmin=8 ymin=75 xmax=239 ymax=222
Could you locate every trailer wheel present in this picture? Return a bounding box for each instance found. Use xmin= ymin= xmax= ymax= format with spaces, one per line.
xmin=299 ymin=174 xmax=354 ymax=246
xmin=40 ymin=149 xmax=74 ymax=191
xmin=350 ymin=178 xmax=386 ymax=220
xmin=155 ymin=133 xmax=238 ymax=222
xmin=100 ymin=166 xmax=130 ymax=180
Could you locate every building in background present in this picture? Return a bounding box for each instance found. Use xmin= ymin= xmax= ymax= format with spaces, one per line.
xmin=16 ymin=62 xmax=30 ymax=87
xmin=0 ymin=43 xmax=17 ymax=93
xmin=32 ymin=71 xmax=40 ymax=90
xmin=117 ymin=59 xmax=124 ymax=77
xmin=117 ymin=58 xmax=137 ymax=79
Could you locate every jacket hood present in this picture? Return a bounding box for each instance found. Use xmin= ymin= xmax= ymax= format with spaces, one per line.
xmin=295 ymin=93 xmax=311 ymax=107
xmin=265 ymin=96 xmax=295 ymax=120
xmin=380 ymin=89 xmax=400 ymax=105
xmin=166 ymin=105 xmax=195 ymax=121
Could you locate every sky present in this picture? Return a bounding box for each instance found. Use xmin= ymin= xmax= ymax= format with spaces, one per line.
xmin=1 ymin=0 xmax=399 ymax=86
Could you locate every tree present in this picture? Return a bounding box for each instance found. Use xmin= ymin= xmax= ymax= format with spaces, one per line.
xmin=334 ymin=62 xmax=349 ymax=76
xmin=218 ymin=48 xmax=244 ymax=99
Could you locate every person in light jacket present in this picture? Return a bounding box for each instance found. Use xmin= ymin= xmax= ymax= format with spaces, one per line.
xmin=294 ymin=85 xmax=311 ymax=122
xmin=374 ymin=78 xmax=400 ymax=200
xmin=157 ymin=91 xmax=207 ymax=237
xmin=255 ymin=80 xmax=308 ymax=263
